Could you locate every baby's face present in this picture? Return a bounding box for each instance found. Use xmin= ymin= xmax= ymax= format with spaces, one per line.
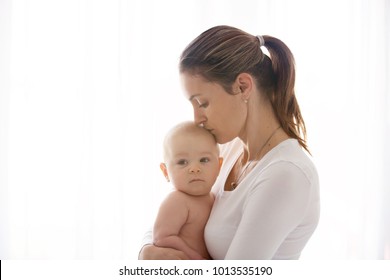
xmin=163 ymin=132 xmax=221 ymax=196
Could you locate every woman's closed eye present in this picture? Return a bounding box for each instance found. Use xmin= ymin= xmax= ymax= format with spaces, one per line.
xmin=198 ymin=101 xmax=209 ymax=108
xmin=194 ymin=98 xmax=209 ymax=108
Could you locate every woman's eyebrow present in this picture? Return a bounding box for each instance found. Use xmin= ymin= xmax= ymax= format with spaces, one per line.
xmin=189 ymin=94 xmax=200 ymax=101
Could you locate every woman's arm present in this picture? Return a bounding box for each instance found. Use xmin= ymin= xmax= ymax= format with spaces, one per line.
xmin=138 ymin=228 xmax=190 ymax=259
xmin=154 ymin=236 xmax=204 ymax=260
xmin=138 ymin=244 xmax=189 ymax=260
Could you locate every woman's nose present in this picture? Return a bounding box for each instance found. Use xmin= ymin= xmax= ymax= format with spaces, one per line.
xmin=194 ymin=108 xmax=207 ymax=126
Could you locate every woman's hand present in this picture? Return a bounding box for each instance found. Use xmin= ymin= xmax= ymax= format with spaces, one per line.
xmin=138 ymin=244 xmax=190 ymax=260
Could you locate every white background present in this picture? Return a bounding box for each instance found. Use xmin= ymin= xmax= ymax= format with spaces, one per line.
xmin=0 ymin=0 xmax=389 ymax=259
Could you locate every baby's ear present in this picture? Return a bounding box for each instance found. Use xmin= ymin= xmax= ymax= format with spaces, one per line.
xmin=159 ymin=163 xmax=170 ymax=182
xmin=218 ymin=157 xmax=223 ymax=169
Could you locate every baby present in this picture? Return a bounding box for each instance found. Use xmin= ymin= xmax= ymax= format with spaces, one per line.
xmin=153 ymin=121 xmax=222 ymax=260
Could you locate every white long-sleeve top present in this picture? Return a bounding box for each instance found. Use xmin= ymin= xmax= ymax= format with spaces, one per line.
xmin=205 ymin=138 xmax=320 ymax=260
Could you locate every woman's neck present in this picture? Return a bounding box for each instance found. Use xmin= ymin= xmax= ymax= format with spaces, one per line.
xmin=239 ymin=98 xmax=287 ymax=162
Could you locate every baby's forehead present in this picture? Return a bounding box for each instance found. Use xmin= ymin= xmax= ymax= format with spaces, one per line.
xmin=169 ymin=130 xmax=214 ymax=147
xmin=163 ymin=122 xmax=218 ymax=158
xmin=172 ymin=127 xmax=208 ymax=139
xmin=167 ymin=140 xmax=218 ymax=159
xmin=167 ymin=123 xmax=213 ymax=141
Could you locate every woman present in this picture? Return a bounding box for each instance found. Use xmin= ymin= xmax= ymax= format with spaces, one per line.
xmin=139 ymin=25 xmax=320 ymax=260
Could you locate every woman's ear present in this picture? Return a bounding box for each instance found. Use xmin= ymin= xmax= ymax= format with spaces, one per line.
xmin=235 ymin=73 xmax=254 ymax=100
xmin=159 ymin=163 xmax=170 ymax=182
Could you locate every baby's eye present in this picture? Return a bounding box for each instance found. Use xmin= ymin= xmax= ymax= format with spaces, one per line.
xmin=177 ymin=159 xmax=188 ymax=165
xmin=200 ymin=157 xmax=210 ymax=163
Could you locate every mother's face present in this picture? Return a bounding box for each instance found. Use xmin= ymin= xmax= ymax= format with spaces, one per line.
xmin=180 ymin=73 xmax=247 ymax=144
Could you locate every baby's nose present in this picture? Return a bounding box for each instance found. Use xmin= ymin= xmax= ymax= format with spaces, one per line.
xmin=189 ymin=165 xmax=201 ymax=173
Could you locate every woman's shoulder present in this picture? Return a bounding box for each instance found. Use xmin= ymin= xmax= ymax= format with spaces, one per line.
xmin=261 ymin=139 xmax=319 ymax=185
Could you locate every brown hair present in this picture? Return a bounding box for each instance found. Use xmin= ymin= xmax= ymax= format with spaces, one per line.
xmin=179 ymin=25 xmax=309 ymax=153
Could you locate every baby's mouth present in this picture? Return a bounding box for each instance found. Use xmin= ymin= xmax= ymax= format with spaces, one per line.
xmin=189 ymin=178 xmax=204 ymax=183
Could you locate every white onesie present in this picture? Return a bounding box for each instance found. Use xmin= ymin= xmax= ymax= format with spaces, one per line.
xmin=205 ymin=138 xmax=320 ymax=259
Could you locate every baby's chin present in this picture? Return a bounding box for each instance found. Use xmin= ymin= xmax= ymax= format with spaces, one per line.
xmin=179 ymin=186 xmax=212 ymax=196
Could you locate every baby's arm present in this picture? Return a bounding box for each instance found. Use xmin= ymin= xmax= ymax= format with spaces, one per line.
xmin=153 ymin=191 xmax=204 ymax=260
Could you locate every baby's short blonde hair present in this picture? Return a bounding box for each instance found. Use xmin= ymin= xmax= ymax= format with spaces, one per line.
xmin=162 ymin=121 xmax=219 ymax=162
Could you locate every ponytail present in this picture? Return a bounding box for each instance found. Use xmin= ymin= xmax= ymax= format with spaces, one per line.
xmin=263 ymin=36 xmax=309 ymax=154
